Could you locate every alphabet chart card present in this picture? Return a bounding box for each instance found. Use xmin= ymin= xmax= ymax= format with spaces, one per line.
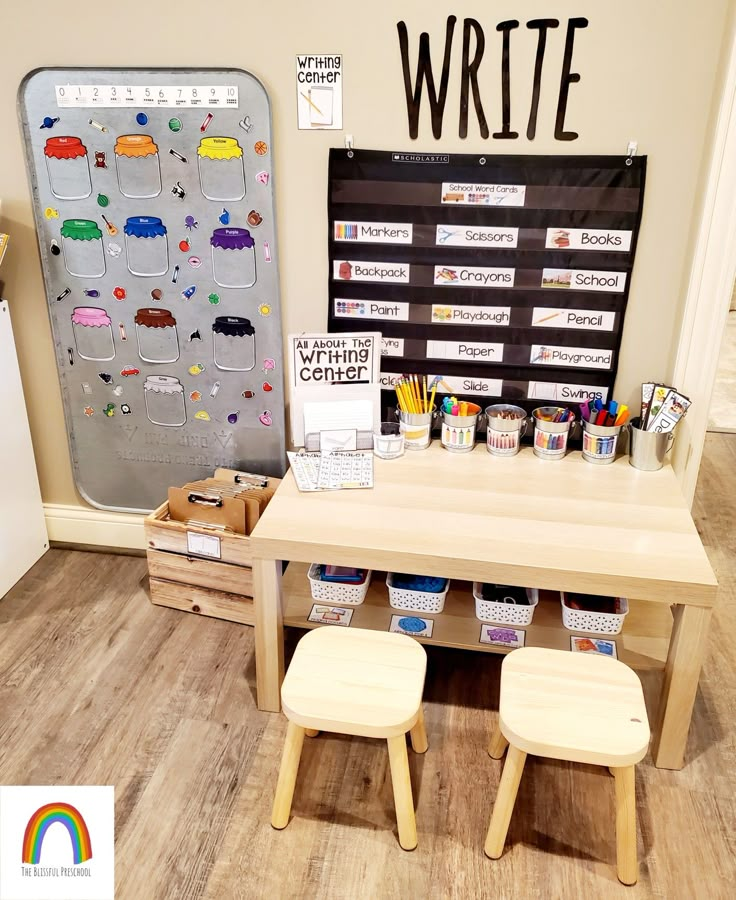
xmin=19 ymin=68 xmax=286 ymax=512
xmin=327 ymin=150 xmax=646 ymax=416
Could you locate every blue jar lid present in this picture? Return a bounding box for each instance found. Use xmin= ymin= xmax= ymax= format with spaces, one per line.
xmin=124 ymin=216 xmax=167 ymax=238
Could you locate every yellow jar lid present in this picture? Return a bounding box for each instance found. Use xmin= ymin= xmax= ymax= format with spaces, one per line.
xmin=197 ymin=137 xmax=243 ymax=160
xmin=114 ymin=134 xmax=159 ymax=158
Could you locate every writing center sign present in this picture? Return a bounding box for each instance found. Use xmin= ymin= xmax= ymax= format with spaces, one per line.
xmin=290 ymin=333 xmax=381 ymax=385
xmin=396 ymin=16 xmax=589 ymax=140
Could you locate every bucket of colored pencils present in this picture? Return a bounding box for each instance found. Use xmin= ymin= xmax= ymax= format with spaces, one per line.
xmin=485 ymin=404 xmax=528 ymax=457
xmin=532 ymin=407 xmax=574 ymax=460
xmin=582 ymin=420 xmax=623 ymax=465
xmin=441 ymin=400 xmax=482 ymax=453
xmin=395 ymin=375 xmax=437 ymax=450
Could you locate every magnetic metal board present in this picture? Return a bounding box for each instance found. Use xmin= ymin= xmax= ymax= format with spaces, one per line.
xmin=19 ymin=67 xmax=286 ymax=512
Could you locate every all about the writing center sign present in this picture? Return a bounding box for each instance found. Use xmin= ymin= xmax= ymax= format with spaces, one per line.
xmin=290 ymin=333 xmax=381 ymax=386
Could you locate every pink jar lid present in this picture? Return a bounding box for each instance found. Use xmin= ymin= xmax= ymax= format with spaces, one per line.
xmin=71 ymin=306 xmax=112 ymax=327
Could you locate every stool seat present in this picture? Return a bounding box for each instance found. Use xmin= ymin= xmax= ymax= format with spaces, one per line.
xmin=499 ymin=647 xmax=650 ymax=766
xmin=281 ymin=626 xmax=427 ymax=738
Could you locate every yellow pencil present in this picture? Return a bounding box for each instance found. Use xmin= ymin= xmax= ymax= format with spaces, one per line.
xmin=300 ymin=91 xmax=324 ymax=116
xmin=428 ymin=379 xmax=437 ymax=413
xmin=412 ymin=374 xmax=422 ymax=412
xmin=422 ymin=376 xmax=428 ymax=414
xmin=400 ymin=379 xmax=415 ymax=413
xmin=397 ymin=381 xmax=409 ymax=412
xmin=395 ymin=383 xmax=406 ymax=412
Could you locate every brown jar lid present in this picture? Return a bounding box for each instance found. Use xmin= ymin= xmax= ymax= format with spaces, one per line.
xmin=134 ymin=308 xmax=176 ymax=328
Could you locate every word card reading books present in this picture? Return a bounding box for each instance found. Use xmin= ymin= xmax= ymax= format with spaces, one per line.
xmin=327 ymin=150 xmax=646 ymax=416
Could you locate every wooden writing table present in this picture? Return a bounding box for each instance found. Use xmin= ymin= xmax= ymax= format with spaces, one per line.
xmin=250 ymin=444 xmax=718 ymax=769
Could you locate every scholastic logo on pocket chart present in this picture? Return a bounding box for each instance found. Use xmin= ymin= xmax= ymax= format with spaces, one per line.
xmin=427 ymin=340 xmax=504 ymax=361
xmin=530 ymin=345 xmax=613 ymax=369
xmin=333 ymin=221 xmax=413 ymax=244
xmin=435 ymin=225 xmax=519 ymax=247
xmin=441 ymin=182 xmax=526 ymax=206
xmin=546 ymin=228 xmax=632 ymax=252
xmin=541 ymin=268 xmax=626 ymax=293
xmin=529 ymin=381 xmax=609 ymax=403
xmin=434 ymin=265 xmax=515 ymax=288
xmin=531 ymin=308 xmax=616 ymax=331
xmin=431 ymin=304 xmax=510 ymax=326
xmin=334 ymin=299 xmax=411 ymax=321
xmin=333 ymin=260 xmax=410 ymax=283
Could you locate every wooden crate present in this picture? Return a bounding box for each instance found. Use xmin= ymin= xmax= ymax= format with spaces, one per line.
xmin=145 ymin=501 xmax=253 ymax=566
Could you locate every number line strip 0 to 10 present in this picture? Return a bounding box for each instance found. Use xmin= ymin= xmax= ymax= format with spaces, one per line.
xmin=54 ymin=85 xmax=239 ymax=108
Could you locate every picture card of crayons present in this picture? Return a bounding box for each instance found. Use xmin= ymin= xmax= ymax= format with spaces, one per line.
xmin=327 ymin=150 xmax=646 ymax=418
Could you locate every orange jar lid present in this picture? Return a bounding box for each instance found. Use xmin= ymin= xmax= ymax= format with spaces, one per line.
xmin=114 ymin=134 xmax=159 ymax=158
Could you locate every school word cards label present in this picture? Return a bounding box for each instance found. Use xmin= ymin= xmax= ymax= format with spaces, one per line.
xmin=479 ymin=625 xmax=526 ymax=649
xmin=431 ymin=304 xmax=511 ymax=326
xmin=528 ymin=381 xmax=609 ymax=403
xmin=334 ymin=299 xmax=411 ymax=322
xmin=541 ymin=268 xmax=627 ymax=293
xmin=296 ymin=55 xmax=343 ymax=130
xmin=441 ymin=182 xmax=526 ymax=206
xmin=434 ymin=265 xmax=515 ymax=288
xmin=546 ymin=227 xmax=632 ymax=252
xmin=334 ymin=221 xmax=413 ymax=244
xmin=333 ymin=261 xmax=410 ymax=283
xmin=532 ymin=308 xmax=616 ymax=332
xmin=427 ymin=340 xmax=504 ymax=362
xmin=389 ymin=615 xmax=434 ymax=638
xmin=309 ymin=604 xmax=354 ymax=626
xmin=435 ymin=225 xmax=519 ymax=247
xmin=55 ymin=84 xmax=239 ymax=107
xmin=531 ymin=345 xmax=613 ymax=370
xmin=570 ymin=636 xmax=617 ymax=658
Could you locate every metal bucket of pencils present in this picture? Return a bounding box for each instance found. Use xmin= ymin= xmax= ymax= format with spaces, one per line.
xmin=485 ymin=404 xmax=528 ymax=457
xmin=398 ymin=408 xmax=435 ymax=450
xmin=532 ymin=407 xmax=574 ymax=460
xmin=582 ymin=420 xmax=623 ymax=465
xmin=441 ymin=402 xmax=482 ymax=453
xmin=395 ymin=375 xmax=436 ymax=450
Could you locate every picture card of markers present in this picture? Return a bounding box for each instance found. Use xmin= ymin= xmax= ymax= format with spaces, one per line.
xmin=287 ymin=450 xmax=374 ymax=492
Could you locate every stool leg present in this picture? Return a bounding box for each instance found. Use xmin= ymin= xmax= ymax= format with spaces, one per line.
xmin=387 ymin=735 xmax=418 ymax=850
xmin=484 ymin=746 xmax=527 ymax=859
xmin=613 ymin=765 xmax=638 ymax=885
xmin=488 ymin=726 xmax=509 ymax=760
xmin=409 ymin=708 xmax=429 ymax=754
xmin=305 ymin=729 xmax=320 ymax=737
xmin=271 ymin=722 xmax=306 ymax=830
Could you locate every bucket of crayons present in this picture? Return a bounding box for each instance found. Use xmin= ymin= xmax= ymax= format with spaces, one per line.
xmin=395 ymin=375 xmax=437 ymax=451
xmin=440 ymin=398 xmax=482 ymax=453
xmin=582 ymin=420 xmax=623 ymax=465
xmin=485 ymin=404 xmax=527 ymax=457
xmin=532 ymin=407 xmax=574 ymax=460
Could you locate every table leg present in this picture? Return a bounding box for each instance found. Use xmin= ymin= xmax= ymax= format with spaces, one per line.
xmin=653 ymin=603 xmax=713 ymax=769
xmin=254 ymin=557 xmax=284 ymax=712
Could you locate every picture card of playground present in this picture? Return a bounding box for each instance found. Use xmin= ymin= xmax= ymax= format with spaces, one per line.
xmin=289 ymin=332 xmax=381 ymax=386
xmin=296 ymin=55 xmax=343 ymax=129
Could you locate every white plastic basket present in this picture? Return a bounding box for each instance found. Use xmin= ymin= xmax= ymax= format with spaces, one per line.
xmin=560 ymin=593 xmax=629 ymax=635
xmin=307 ymin=564 xmax=372 ymax=606
xmin=472 ymin=584 xmax=539 ymax=626
xmin=386 ymin=573 xmax=449 ymax=613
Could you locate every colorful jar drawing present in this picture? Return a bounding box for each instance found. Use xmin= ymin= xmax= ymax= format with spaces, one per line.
xmin=124 ymin=216 xmax=169 ymax=277
xmin=212 ymin=316 xmax=256 ymax=371
xmin=210 ymin=227 xmax=256 ymax=288
xmin=134 ymin=308 xmax=179 ymax=364
xmin=197 ymin=137 xmax=245 ymax=201
xmin=44 ymin=136 xmax=91 ymax=200
xmin=143 ymin=375 xmax=186 ymax=427
xmin=61 ymin=219 xmax=105 ymax=278
xmin=71 ymin=307 xmax=114 ymax=361
xmin=114 ymin=134 xmax=161 ymax=199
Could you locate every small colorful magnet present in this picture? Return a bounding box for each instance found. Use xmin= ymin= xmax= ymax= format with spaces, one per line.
xmin=120 ymin=365 xmax=140 ymax=376
xmin=256 ymin=171 xmax=269 ymax=185
xmin=178 ymin=238 xmax=190 ymax=252
xmin=113 ymin=286 xmax=126 ymax=301
xmin=188 ymin=363 xmax=205 ymax=376
xmin=121 ymin=403 xmax=132 ymax=415
xmin=103 ymin=403 xmax=115 ymax=417
xmin=189 ymin=390 xmax=202 ymax=402
xmin=169 ymin=148 xmax=187 ymax=163
xmin=209 ymin=381 xmax=221 ymax=398
xmin=259 ymin=410 xmax=273 ymax=426
xmin=56 ymin=287 xmax=71 ymax=302
xmin=188 ymin=256 xmax=202 ymax=268
xmin=171 ymin=265 xmax=180 ymax=283
xmin=136 ymin=112 xmax=148 ymax=126
xmin=88 ymin=118 xmax=108 ymax=133
xmin=68 ymin=348 xmax=75 ymax=365
xmin=84 ymin=406 xmax=94 ymax=417
xmin=168 ymin=117 xmax=183 ymax=133
xmin=102 ymin=215 xmax=118 ymax=235
xmin=254 ymin=140 xmax=268 ymax=156
xmin=242 ymin=390 xmax=255 ymax=399
xmin=207 ymin=292 xmax=220 ymax=305
xmin=150 ymin=288 xmax=163 ymax=302
xmin=239 ymin=115 xmax=252 ymax=133
xmin=118 ymin=323 xmax=127 ymax=341
xmin=258 ymin=302 xmax=272 ymax=317
xmin=107 ymin=242 xmax=122 ymax=257
xmin=218 ymin=208 xmax=230 ymax=225
xmin=262 ymin=381 xmax=273 ymax=392
xmin=262 ymin=358 xmax=275 ymax=373
xmin=81 ymin=383 xmax=92 ymax=394
xmin=50 ymin=239 xmax=61 ymax=256
xmin=171 ymin=181 xmax=186 ymax=200
xmin=194 ymin=410 xmax=211 ymax=421
xmin=187 ymin=329 xmax=202 ymax=342
xmin=83 ymin=289 xmax=100 ymax=297
xmin=44 ymin=207 xmax=59 ymax=219
xmin=113 ymin=385 xmax=123 ymax=397
xmin=200 ymin=112 xmax=214 ymax=133
xmin=227 ymin=411 xmax=239 ymax=424
xmin=97 ymin=193 xmax=110 ymax=207
xmin=263 ymin=241 xmax=272 ymax=262
xmin=181 ymin=284 xmax=196 ymax=300
xmin=94 ymin=151 xmax=107 ymax=168
xmin=40 ymin=116 xmax=60 ymax=129
xmin=98 ymin=372 xmax=114 ymax=384
xmin=184 ymin=215 xmax=198 ymax=230
xmin=247 ymin=210 xmax=263 ymax=227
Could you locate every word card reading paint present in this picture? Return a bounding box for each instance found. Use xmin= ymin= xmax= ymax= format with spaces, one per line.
xmin=296 ymin=55 xmax=343 ymax=130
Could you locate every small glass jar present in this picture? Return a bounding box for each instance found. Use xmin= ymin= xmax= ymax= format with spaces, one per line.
xmin=212 ymin=316 xmax=256 ymax=371
xmin=197 ymin=137 xmax=245 ymax=201
xmin=61 ymin=219 xmax=105 ymax=278
xmin=124 ymin=216 xmax=169 ymax=277
xmin=115 ymin=134 xmax=161 ymax=199
xmin=210 ymin=228 xmax=256 ymax=289
xmin=135 ymin=308 xmax=179 ymax=364
xmin=144 ymin=375 xmax=186 ymax=427
xmin=44 ymin=136 xmax=91 ymax=200
xmin=71 ymin=307 xmax=115 ymax=361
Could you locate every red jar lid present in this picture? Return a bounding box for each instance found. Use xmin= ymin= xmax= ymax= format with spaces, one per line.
xmin=44 ymin=136 xmax=87 ymax=160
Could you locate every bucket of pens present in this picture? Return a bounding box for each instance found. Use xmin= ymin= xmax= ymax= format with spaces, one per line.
xmin=532 ymin=407 xmax=574 ymax=460
xmin=441 ymin=398 xmax=482 ymax=453
xmin=579 ymin=398 xmax=630 ymax=465
xmin=395 ymin=375 xmax=437 ymax=450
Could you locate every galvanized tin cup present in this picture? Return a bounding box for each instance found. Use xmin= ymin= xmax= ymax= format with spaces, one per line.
xmin=441 ymin=403 xmax=482 ymax=453
xmin=373 ymin=422 xmax=405 ymax=460
xmin=582 ymin=419 xmax=623 ymax=465
xmin=532 ymin=407 xmax=574 ymax=460
xmin=485 ymin=404 xmax=527 ymax=457
xmin=398 ymin=407 xmax=436 ymax=450
xmin=629 ymin=417 xmax=674 ymax=471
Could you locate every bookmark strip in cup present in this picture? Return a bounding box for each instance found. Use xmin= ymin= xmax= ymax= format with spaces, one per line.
xmin=441 ymin=403 xmax=482 ymax=453
xmin=532 ymin=407 xmax=574 ymax=460
xmin=486 ymin=404 xmax=527 ymax=457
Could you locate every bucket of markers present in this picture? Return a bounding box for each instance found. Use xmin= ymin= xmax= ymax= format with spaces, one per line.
xmin=582 ymin=420 xmax=623 ymax=465
xmin=485 ymin=404 xmax=528 ymax=457
xmin=398 ymin=407 xmax=435 ymax=451
xmin=441 ymin=402 xmax=482 ymax=453
xmin=532 ymin=407 xmax=574 ymax=460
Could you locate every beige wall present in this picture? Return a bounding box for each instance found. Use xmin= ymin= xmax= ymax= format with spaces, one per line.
xmin=0 ymin=1 xmax=730 ymax=510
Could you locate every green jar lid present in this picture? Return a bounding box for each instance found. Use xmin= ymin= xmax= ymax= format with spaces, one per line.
xmin=60 ymin=219 xmax=102 ymax=241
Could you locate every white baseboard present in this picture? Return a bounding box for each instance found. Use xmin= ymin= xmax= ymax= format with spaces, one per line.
xmin=44 ymin=503 xmax=146 ymax=550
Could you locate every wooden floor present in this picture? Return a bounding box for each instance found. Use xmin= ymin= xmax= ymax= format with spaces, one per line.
xmin=1 ymin=435 xmax=735 ymax=899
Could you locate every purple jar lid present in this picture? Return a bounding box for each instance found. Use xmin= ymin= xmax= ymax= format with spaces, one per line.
xmin=210 ymin=227 xmax=255 ymax=250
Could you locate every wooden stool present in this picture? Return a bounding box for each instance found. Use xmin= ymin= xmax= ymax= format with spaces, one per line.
xmin=271 ymin=626 xmax=428 ymax=849
xmin=485 ymin=647 xmax=650 ymax=885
